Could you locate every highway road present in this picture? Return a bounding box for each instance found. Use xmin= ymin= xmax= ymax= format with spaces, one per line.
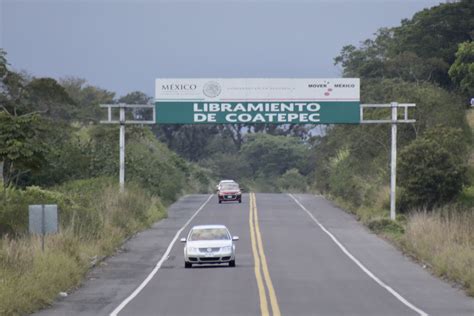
xmin=36 ymin=193 xmax=474 ymax=316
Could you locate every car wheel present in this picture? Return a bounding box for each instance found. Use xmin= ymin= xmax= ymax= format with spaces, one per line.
xmin=218 ymin=200 xmax=222 ymax=204
xmin=185 ymin=261 xmax=192 ymax=269
xmin=238 ymin=198 xmax=242 ymax=203
xmin=229 ymin=260 xmax=235 ymax=267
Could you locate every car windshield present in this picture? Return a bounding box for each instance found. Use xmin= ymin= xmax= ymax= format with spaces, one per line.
xmin=221 ymin=183 xmax=239 ymax=190
xmin=189 ymin=228 xmax=230 ymax=241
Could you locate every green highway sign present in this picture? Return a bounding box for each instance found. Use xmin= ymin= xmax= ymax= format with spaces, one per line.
xmin=155 ymin=79 xmax=360 ymax=124
xmin=156 ymin=101 xmax=359 ymax=124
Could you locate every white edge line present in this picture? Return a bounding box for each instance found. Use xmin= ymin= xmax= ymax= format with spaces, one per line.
xmin=110 ymin=194 xmax=213 ymax=316
xmin=288 ymin=194 xmax=428 ymax=316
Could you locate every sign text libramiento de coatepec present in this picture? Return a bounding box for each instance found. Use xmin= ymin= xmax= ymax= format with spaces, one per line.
xmin=155 ymin=79 xmax=360 ymax=124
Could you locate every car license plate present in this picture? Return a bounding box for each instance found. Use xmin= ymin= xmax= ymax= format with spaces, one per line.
xmin=226 ymin=195 xmax=232 ymax=198
xmin=204 ymin=252 xmax=214 ymax=257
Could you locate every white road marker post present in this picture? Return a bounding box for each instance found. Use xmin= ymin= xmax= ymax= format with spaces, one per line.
xmin=390 ymin=102 xmax=398 ymax=220
xmin=119 ymin=105 xmax=125 ymax=193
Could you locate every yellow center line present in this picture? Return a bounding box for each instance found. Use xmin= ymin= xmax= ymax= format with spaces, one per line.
xmin=250 ymin=193 xmax=281 ymax=316
xmin=249 ymin=193 xmax=270 ymax=316
xmin=252 ymin=193 xmax=282 ymax=316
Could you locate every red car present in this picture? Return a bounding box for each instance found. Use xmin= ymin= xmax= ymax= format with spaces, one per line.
xmin=218 ymin=182 xmax=242 ymax=204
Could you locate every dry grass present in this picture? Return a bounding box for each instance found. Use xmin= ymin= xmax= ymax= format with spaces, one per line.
xmin=0 ymin=179 xmax=166 ymax=315
xmin=466 ymin=109 xmax=474 ymax=129
xmin=0 ymin=233 xmax=88 ymax=315
xmin=468 ymin=109 xmax=474 ymax=165
xmin=402 ymin=210 xmax=474 ymax=296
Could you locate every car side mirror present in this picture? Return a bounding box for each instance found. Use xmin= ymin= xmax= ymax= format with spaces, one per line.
xmin=180 ymin=238 xmax=186 ymax=243
xmin=232 ymin=236 xmax=239 ymax=241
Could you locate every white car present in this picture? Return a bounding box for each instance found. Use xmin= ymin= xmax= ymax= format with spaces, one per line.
xmin=181 ymin=225 xmax=239 ymax=268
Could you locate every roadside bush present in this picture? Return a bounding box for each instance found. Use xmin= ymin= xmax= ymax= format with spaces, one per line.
xmin=277 ymin=168 xmax=307 ymax=192
xmin=0 ymin=186 xmax=74 ymax=236
xmin=184 ymin=165 xmax=214 ymax=194
xmin=86 ymin=125 xmax=210 ymax=203
xmin=367 ymin=217 xmax=405 ymax=235
xmin=240 ymin=133 xmax=308 ymax=177
xmin=200 ymin=152 xmax=251 ymax=182
xmin=242 ymin=175 xmax=280 ymax=193
xmin=57 ymin=177 xmax=165 ymax=237
xmin=328 ymin=150 xmax=365 ymax=207
xmin=398 ymin=135 xmax=467 ymax=210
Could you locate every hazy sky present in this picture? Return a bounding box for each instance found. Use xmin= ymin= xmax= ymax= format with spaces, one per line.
xmin=1 ymin=0 xmax=443 ymax=97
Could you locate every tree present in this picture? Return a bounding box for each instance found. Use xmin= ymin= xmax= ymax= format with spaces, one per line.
xmin=0 ymin=50 xmax=50 ymax=187
xmin=335 ymin=1 xmax=473 ymax=87
xmin=449 ymin=41 xmax=474 ymax=98
xmin=118 ymin=91 xmax=152 ymax=105
xmin=277 ymin=168 xmax=307 ymax=192
xmin=240 ymin=134 xmax=308 ymax=177
xmin=0 ymin=112 xmax=48 ymax=187
xmin=26 ymin=78 xmax=77 ymax=120
xmin=118 ymin=91 xmax=153 ymax=121
xmin=393 ymin=0 xmax=473 ymax=65
xmin=27 ymin=122 xmax=91 ymax=187
xmin=398 ymin=127 xmax=468 ymax=209
xmin=200 ymin=152 xmax=250 ymax=181
xmin=334 ymin=28 xmax=393 ymax=79
xmin=59 ymin=77 xmax=115 ymax=122
xmin=0 ymin=55 xmax=29 ymax=116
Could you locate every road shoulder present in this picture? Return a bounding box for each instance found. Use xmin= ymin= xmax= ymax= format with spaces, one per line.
xmin=34 ymin=194 xmax=210 ymax=316
xmin=292 ymin=194 xmax=474 ymax=316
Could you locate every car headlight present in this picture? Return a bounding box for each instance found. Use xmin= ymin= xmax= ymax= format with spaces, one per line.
xmin=221 ymin=246 xmax=232 ymax=253
xmin=187 ymin=247 xmax=199 ymax=254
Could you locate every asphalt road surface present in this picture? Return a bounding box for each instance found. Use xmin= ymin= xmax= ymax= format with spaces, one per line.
xmin=36 ymin=193 xmax=474 ymax=316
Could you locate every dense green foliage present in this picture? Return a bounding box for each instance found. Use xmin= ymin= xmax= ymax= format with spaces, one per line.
xmin=398 ymin=128 xmax=468 ymax=209
xmin=0 ymin=49 xmax=213 ymax=199
xmin=199 ymin=133 xmax=310 ymax=192
xmin=449 ymin=41 xmax=474 ymax=97
xmin=334 ymin=0 xmax=473 ymax=90
xmin=316 ymin=0 xmax=473 ymax=213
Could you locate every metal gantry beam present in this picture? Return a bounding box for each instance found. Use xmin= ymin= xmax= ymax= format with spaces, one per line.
xmin=100 ymin=104 xmax=156 ymax=125
xmin=360 ymin=102 xmax=416 ymax=220
xmin=100 ymin=103 xmax=155 ymax=192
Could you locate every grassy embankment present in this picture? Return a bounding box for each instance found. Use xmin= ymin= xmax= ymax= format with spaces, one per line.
xmin=326 ymin=110 xmax=474 ymax=296
xmin=0 ymin=178 xmax=167 ymax=315
xmin=328 ymin=183 xmax=474 ymax=297
xmin=400 ymin=111 xmax=474 ymax=296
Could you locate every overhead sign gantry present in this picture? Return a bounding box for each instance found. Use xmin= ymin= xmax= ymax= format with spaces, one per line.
xmin=102 ymin=77 xmax=416 ymax=220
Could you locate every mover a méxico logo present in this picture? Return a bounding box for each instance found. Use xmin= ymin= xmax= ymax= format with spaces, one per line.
xmin=308 ymin=80 xmax=356 ymax=96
